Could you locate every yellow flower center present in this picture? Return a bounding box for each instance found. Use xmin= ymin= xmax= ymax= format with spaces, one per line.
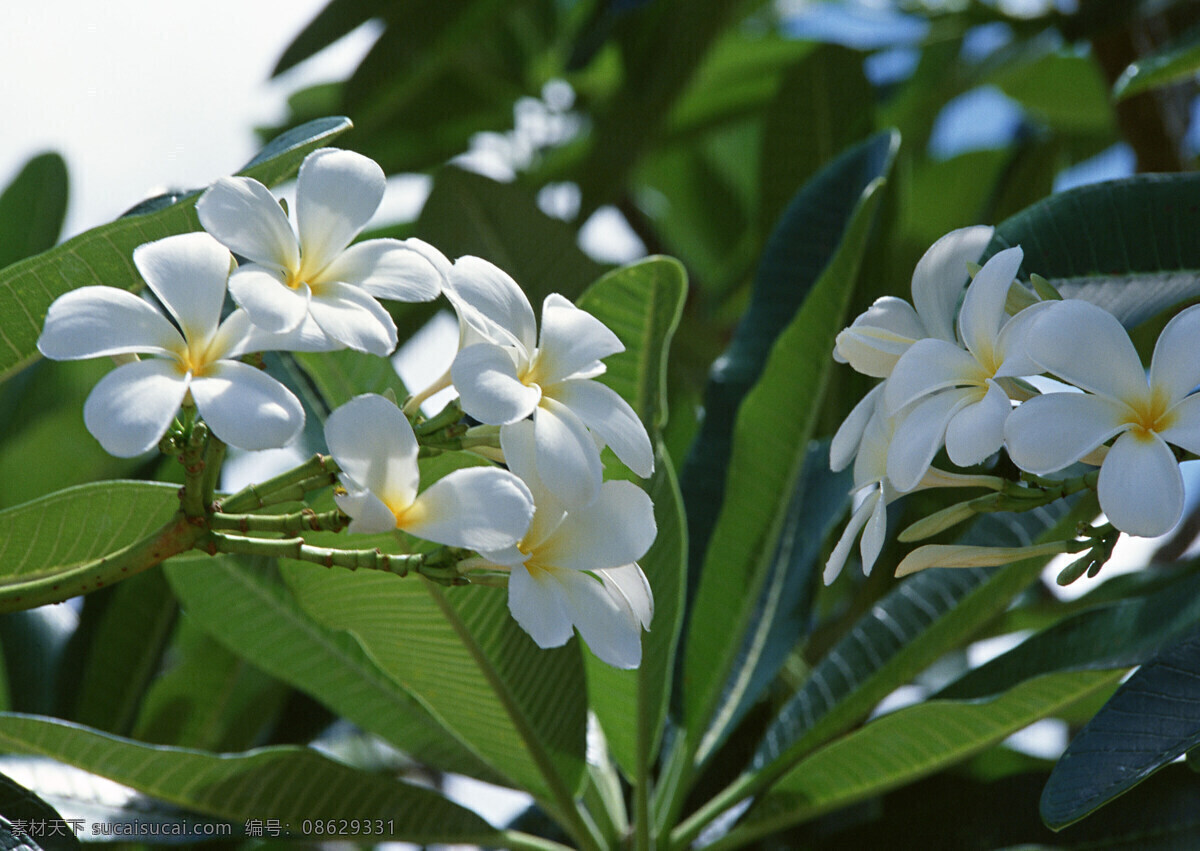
xmin=391 ymin=498 xmax=428 ymax=530
xmin=1124 ymin=387 xmax=1174 ymax=437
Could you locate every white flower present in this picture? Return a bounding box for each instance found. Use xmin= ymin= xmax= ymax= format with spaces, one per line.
xmin=834 ymin=226 xmax=993 ymax=377
xmin=826 ymin=385 xmax=1005 ymax=584
xmin=881 ymin=246 xmax=1046 ymax=491
xmin=1005 ymin=300 xmax=1200 ymax=537
xmin=324 ymin=393 xmax=534 ymax=550
xmin=470 ymin=421 xmax=655 ymax=668
xmin=197 ymin=147 xmax=443 ymax=355
xmin=37 ymin=232 xmax=307 ymax=457
xmin=447 ymin=256 xmax=654 ymax=508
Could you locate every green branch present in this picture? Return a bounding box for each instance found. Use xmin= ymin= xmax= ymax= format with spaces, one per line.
xmin=216 ymin=454 xmax=341 ymax=514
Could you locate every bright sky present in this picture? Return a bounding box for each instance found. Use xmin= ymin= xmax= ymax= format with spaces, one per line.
xmin=1 ymin=1 xmax=376 ymax=237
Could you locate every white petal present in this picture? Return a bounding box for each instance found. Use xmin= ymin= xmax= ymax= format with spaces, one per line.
xmin=835 ymin=297 xmax=926 ymax=377
xmin=534 ymin=398 xmax=604 ymax=510
xmin=223 ymin=309 xmax=342 ymax=357
xmin=453 ymin=343 xmax=541 ymax=425
xmin=563 ymin=569 xmax=645 ymax=669
xmin=1003 ymin=392 xmax=1129 ymax=474
xmin=189 ymin=361 xmax=304 ymax=450
xmin=402 ymin=237 xmax=452 ymax=278
xmin=295 ymin=148 xmax=384 ymax=273
xmin=133 ymin=233 xmax=231 ymax=344
xmin=911 ymin=225 xmax=994 ymax=343
xmin=1026 ymin=300 xmax=1149 ymax=404
xmin=1098 ymin=431 xmax=1184 ymax=537
xmin=536 ymin=294 xmax=624 ymax=384
xmin=993 ymin=301 xmax=1054 ymax=378
xmin=319 ymin=239 xmax=443 ymax=303
xmin=1160 ymin=394 xmax=1200 ymax=456
xmin=831 ymin=384 xmax=884 ymax=472
xmin=499 ymin=420 xmax=567 ymax=549
xmin=197 ymin=176 xmax=299 ymax=270
xmin=404 ymin=467 xmax=534 ymax=551
xmin=83 ymin=359 xmax=189 ymax=457
xmin=447 ymin=256 xmax=537 ymax=352
xmin=539 ymin=480 xmax=656 ymax=572
xmin=824 ymin=496 xmax=874 ymax=584
xmin=335 ymin=487 xmax=401 ymax=535
xmin=324 ymin=394 xmax=419 ymax=511
xmin=885 ymin=338 xmax=986 ymax=414
xmin=886 ymin=390 xmax=974 ymax=492
xmin=957 ymin=246 xmax=1022 ymax=360
xmin=1150 ymin=304 xmax=1200 ymax=404
xmin=944 ymin=380 xmax=1009 ymax=467
xmin=860 ymin=488 xmax=887 ymax=576
xmin=308 ymin=281 xmax=398 ymax=356
xmin=38 ymin=286 xmax=180 ymax=360
xmin=597 ymin=564 xmax=653 ymax=629
xmin=228 ymin=265 xmax=311 ymax=333
xmin=550 ymin=379 xmax=654 ymax=477
xmin=852 ymin=404 xmax=893 ymax=484
xmin=508 ymin=564 xmax=575 ymax=649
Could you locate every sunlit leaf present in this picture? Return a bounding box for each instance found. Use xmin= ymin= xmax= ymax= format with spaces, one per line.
xmin=1113 ymin=25 xmax=1200 ymax=100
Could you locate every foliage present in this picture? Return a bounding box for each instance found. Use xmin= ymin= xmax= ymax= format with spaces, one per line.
xmin=4 ymin=1 xmax=1200 ymax=848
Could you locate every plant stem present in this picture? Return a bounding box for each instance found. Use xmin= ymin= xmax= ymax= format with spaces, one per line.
xmin=216 ymin=454 xmax=340 ymax=514
xmin=208 ymin=508 xmax=348 ymax=535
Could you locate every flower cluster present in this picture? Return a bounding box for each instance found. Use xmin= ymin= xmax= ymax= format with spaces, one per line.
xmin=829 ymin=226 xmax=1200 ymax=583
xmin=36 ymin=147 xmax=656 ymax=667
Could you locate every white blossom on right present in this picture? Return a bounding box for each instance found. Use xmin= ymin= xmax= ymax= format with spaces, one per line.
xmin=1005 ymin=299 xmax=1200 ymax=537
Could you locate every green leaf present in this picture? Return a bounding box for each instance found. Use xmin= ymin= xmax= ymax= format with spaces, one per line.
xmin=0 ymin=153 xmax=68 ymax=270
xmin=938 ymin=567 xmax=1200 ymax=701
xmin=132 ymin=615 xmax=288 ymax=752
xmin=0 ymin=713 xmax=499 ymax=844
xmin=1113 ymin=24 xmax=1200 ymax=100
xmin=758 ymin=44 xmax=873 ymax=230
xmin=1041 ymin=626 xmax=1200 ymax=829
xmin=283 ymin=564 xmax=587 ymax=813
xmin=730 ymin=670 xmax=1125 ymax=843
xmin=292 ymin=348 xmax=410 ymax=411
xmin=749 ymin=499 xmax=1089 ymax=780
xmin=576 ymin=256 xmax=686 ymax=431
xmin=0 ymin=116 xmax=351 ymax=384
xmin=989 ymin=51 xmax=1114 ymax=134
xmin=63 ymin=570 xmax=177 ymax=736
xmin=682 ymin=131 xmax=898 ymax=766
xmin=272 ymin=0 xmax=376 ymax=77
xmin=164 ymin=555 xmax=503 ymax=782
xmin=0 ymin=481 xmax=182 ymax=611
xmin=0 ymin=768 xmax=79 ymax=851
xmin=415 ymin=167 xmax=604 ymax=301
xmin=989 ymin=173 xmax=1200 ymax=328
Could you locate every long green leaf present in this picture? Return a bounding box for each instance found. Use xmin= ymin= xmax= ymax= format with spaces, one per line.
xmin=0 ymin=768 xmax=78 ymax=851
xmin=0 ymin=481 xmax=181 ymax=609
xmin=283 ymin=564 xmax=587 ymax=811
xmin=1041 ymin=626 xmax=1200 ymax=829
xmin=682 ymin=132 xmax=898 ymax=766
xmin=1113 ymin=24 xmax=1200 ymax=100
xmin=164 ymin=555 xmax=503 ymax=782
xmin=0 ymin=116 xmax=351 ymax=384
xmin=989 ymin=173 xmax=1200 ymax=328
xmin=0 ymin=713 xmax=499 ymax=844
xmin=726 ymin=670 xmax=1125 ymax=845
xmin=0 ymin=153 xmax=68 ymax=271
xmin=938 ymin=566 xmax=1200 ymax=701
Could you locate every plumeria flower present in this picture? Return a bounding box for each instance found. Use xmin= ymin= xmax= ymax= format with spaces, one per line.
xmin=834 ymin=226 xmax=993 ymax=377
xmin=197 ymin=147 xmax=443 ymax=356
xmin=447 ymin=256 xmax=654 ymax=508
xmin=1005 ymin=300 xmax=1200 ymax=537
xmin=467 ymin=421 xmax=655 ymax=668
xmin=882 ymin=246 xmax=1047 ymax=492
xmin=826 ymin=388 xmax=1002 ymax=583
xmin=324 ymin=393 xmax=534 ymax=550
xmin=37 ymin=232 xmax=308 ymax=457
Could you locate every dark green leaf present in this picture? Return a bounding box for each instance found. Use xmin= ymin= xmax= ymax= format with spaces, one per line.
xmin=681 ymin=132 xmax=899 ymax=764
xmin=1041 ymin=625 xmax=1200 ymax=829
xmin=989 ymin=173 xmax=1200 ymax=328
xmin=0 ymin=767 xmax=78 ymax=851
xmin=0 ymin=714 xmax=499 ymax=843
xmin=272 ymin=0 xmax=377 ymax=77
xmin=1113 ymin=23 xmax=1200 ymax=100
xmin=0 ymin=153 xmax=68 ymax=270
xmin=165 ymin=555 xmax=503 ymax=782
xmin=939 ymin=567 xmax=1200 ymax=701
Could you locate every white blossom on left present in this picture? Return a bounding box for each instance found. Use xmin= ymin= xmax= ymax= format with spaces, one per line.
xmin=37 ymin=232 xmax=306 ymax=457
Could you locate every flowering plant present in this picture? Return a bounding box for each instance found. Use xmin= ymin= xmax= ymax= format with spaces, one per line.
xmin=5 ymin=3 xmax=1200 ymax=848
